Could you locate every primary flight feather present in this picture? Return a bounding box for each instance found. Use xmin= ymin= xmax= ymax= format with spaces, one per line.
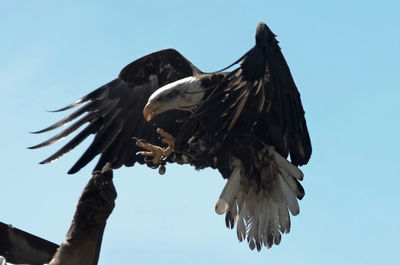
xmin=30 ymin=22 xmax=311 ymax=251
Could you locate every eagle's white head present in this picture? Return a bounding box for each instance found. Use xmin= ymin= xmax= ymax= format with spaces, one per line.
xmin=143 ymin=76 xmax=205 ymax=121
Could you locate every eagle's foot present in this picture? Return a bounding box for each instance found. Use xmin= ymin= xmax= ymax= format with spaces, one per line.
xmin=135 ymin=129 xmax=175 ymax=169
xmin=136 ymin=141 xmax=165 ymax=165
xmin=135 ymin=129 xmax=175 ymax=175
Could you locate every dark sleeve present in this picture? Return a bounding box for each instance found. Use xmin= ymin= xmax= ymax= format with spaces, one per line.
xmin=48 ymin=164 xmax=116 ymax=265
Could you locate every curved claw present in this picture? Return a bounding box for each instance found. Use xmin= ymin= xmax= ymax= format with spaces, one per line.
xmin=144 ymin=156 xmax=153 ymax=163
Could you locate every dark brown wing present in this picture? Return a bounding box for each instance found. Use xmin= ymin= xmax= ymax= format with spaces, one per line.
xmin=186 ymin=24 xmax=311 ymax=166
xmin=29 ymin=49 xmax=202 ymax=174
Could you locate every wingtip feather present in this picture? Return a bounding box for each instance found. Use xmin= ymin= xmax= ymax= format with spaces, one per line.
xmin=30 ymin=125 xmax=58 ymax=134
xmin=67 ymin=167 xmax=78 ymax=174
xmin=28 ymin=142 xmax=49 ymax=149
xmin=47 ymin=99 xmax=85 ymax=112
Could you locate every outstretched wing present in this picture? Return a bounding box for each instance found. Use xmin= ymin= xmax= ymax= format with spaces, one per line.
xmin=29 ymin=49 xmax=202 ymax=174
xmin=187 ymin=23 xmax=311 ymax=166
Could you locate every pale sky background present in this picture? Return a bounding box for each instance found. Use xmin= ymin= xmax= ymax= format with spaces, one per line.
xmin=1 ymin=1 xmax=400 ymax=264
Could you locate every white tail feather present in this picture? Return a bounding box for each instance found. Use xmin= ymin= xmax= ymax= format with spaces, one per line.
xmin=273 ymin=150 xmax=304 ymax=180
xmin=215 ymin=160 xmax=241 ymax=215
xmin=278 ymin=175 xmax=300 ymax=215
xmin=215 ymin=146 xmax=305 ymax=251
xmin=278 ymin=203 xmax=290 ymax=233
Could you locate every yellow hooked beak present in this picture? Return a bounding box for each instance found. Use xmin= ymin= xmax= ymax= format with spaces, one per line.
xmin=143 ymin=102 xmax=161 ymax=121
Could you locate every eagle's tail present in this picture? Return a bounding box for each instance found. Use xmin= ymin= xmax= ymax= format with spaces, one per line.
xmin=215 ymin=147 xmax=304 ymax=251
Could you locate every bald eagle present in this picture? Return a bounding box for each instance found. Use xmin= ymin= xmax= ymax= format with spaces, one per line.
xmin=30 ymin=22 xmax=311 ymax=251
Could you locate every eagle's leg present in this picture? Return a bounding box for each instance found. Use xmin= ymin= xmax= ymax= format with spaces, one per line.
xmin=157 ymin=128 xmax=175 ymax=157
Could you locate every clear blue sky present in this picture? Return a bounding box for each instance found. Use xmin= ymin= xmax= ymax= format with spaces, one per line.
xmin=1 ymin=1 xmax=399 ymax=264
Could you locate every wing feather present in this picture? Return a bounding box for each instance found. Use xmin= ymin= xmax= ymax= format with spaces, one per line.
xmin=29 ymin=112 xmax=94 ymax=149
xmin=185 ymin=24 xmax=311 ymax=165
xmin=38 ymin=118 xmax=103 ymax=164
xmin=30 ymin=49 xmax=202 ymax=173
xmin=30 ymin=103 xmax=95 ymax=134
